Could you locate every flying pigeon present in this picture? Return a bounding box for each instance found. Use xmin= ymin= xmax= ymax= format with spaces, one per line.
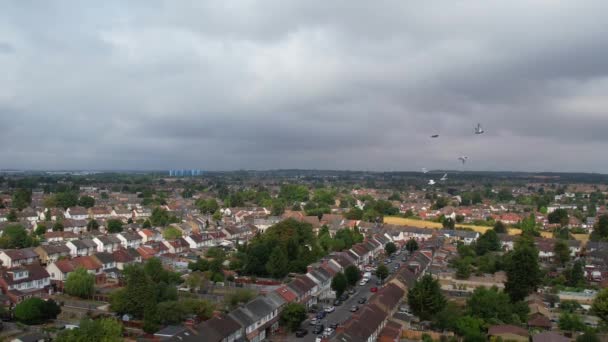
xmin=474 ymin=123 xmax=485 ymax=135
xmin=422 ymin=168 xmax=428 ymax=174
xmin=440 ymin=173 xmax=448 ymax=181
xmin=431 ymin=134 xmax=439 ymax=138
xmin=458 ymin=156 xmax=468 ymax=164
xmin=428 ymin=179 xmax=436 ymax=185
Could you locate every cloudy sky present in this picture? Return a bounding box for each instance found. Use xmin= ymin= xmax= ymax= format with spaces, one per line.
xmin=1 ymin=1 xmax=608 ymax=172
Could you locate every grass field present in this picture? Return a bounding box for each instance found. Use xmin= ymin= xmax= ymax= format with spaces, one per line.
xmin=384 ymin=216 xmax=554 ymax=238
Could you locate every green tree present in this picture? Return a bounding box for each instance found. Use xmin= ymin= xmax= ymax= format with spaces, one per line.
xmin=331 ymin=272 xmax=348 ymax=298
xmin=87 ymin=219 xmax=99 ymax=231
xmin=406 ymin=239 xmax=419 ymax=254
xmin=197 ymin=199 xmax=219 ymax=215
xmin=0 ymin=224 xmax=35 ymax=249
xmin=110 ymin=265 xmax=156 ymax=319
xmin=56 ymin=318 xmax=123 ymax=342
xmin=151 ymin=207 xmax=170 ymax=226
xmin=504 ymin=236 xmax=541 ymax=302
xmin=553 ymin=240 xmax=570 ymax=266
xmin=407 ymin=274 xmax=447 ymax=321
xmin=55 ymin=191 xmax=79 ymax=209
xmin=78 ymin=196 xmax=95 ymax=208
xmin=591 ymin=214 xmax=608 ymax=241
xmin=344 ymin=265 xmax=361 ymax=287
xmin=376 ymin=264 xmax=389 ymax=281
xmin=6 ymin=209 xmax=18 ymax=222
xmin=266 ymin=247 xmax=288 ymax=279
xmin=280 ymin=302 xmax=307 ymax=332
xmin=34 ymin=224 xmax=47 ymax=236
xmin=442 ymin=217 xmax=455 ymax=229
xmin=548 ymin=208 xmax=569 ymax=226
xmin=493 ymin=220 xmax=507 ymax=234
xmin=12 ymin=188 xmax=32 ymax=210
xmin=224 ymin=289 xmax=256 ymax=310
xmin=454 ymin=258 xmax=472 ymax=279
xmin=591 ymin=288 xmax=608 ymax=323
xmin=14 ymin=298 xmax=61 ymax=325
xmin=454 ymin=315 xmax=485 ymax=342
xmin=467 ymin=286 xmax=527 ymax=324
xmin=577 ymin=331 xmax=600 ymax=342
xmin=53 ymin=221 xmax=64 ymax=232
xmin=65 ymin=267 xmax=95 ymax=299
xmin=475 ymin=229 xmax=500 ymax=256
xmin=106 ymin=219 xmax=123 ymax=233
xmin=162 ymin=226 xmax=182 ymax=240
xmin=558 ymin=312 xmax=586 ymax=332
xmin=384 ymin=242 xmax=397 ymax=256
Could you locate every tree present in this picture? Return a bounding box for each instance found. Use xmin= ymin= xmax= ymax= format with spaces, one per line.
xmin=467 ymin=286 xmax=527 ymax=324
xmin=53 ymin=221 xmax=64 ymax=232
xmin=65 ymin=267 xmax=95 ymax=299
xmin=224 ymin=289 xmax=256 ymax=310
xmin=162 ymin=226 xmax=182 ymax=240
xmin=14 ymin=298 xmax=60 ymax=325
xmin=591 ymin=288 xmax=608 ymax=323
xmin=376 ymin=264 xmax=389 ymax=281
xmin=106 ymin=219 xmax=123 ymax=233
xmin=78 ymin=196 xmax=95 ymax=208
xmin=558 ymin=312 xmax=586 ymax=332
xmin=0 ymin=224 xmax=35 ymax=249
xmin=384 ymin=242 xmax=397 ymax=256
xmin=548 ymin=208 xmax=569 ymax=226
xmin=407 ymin=274 xmax=447 ymax=321
xmin=493 ymin=220 xmax=507 ymax=234
xmin=454 ymin=258 xmax=472 ymax=279
xmin=331 ymin=272 xmax=348 ymax=298
xmin=151 ymin=207 xmax=170 ymax=226
xmin=110 ymin=265 xmax=156 ymax=319
xmin=591 ymin=214 xmax=608 ymax=241
xmin=577 ymin=331 xmax=600 ymax=342
xmin=442 ymin=217 xmax=455 ymax=229
xmin=266 ymin=247 xmax=288 ymax=279
xmin=553 ymin=240 xmax=571 ymax=266
xmin=142 ymin=219 xmax=151 ymax=228
xmin=504 ymin=236 xmax=541 ymax=301
xmin=87 ymin=219 xmax=99 ymax=231
xmin=454 ymin=316 xmax=485 ymax=342
xmin=344 ymin=265 xmax=361 ymax=287
xmin=55 ymin=191 xmax=79 ymax=209
xmin=6 ymin=209 xmax=17 ymax=222
xmin=405 ymin=239 xmax=419 ymax=254
xmin=12 ymin=188 xmax=32 ymax=210
xmin=280 ymin=303 xmax=307 ymax=332
xmin=475 ymin=229 xmax=500 ymax=256
xmin=197 ymin=199 xmax=219 ymax=215
xmin=185 ymin=272 xmax=206 ymax=292
xmin=56 ymin=318 xmax=123 ymax=342
xmin=34 ymin=224 xmax=47 ymax=236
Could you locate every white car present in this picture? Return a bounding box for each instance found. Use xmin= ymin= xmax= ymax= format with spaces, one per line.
xmin=324 ymin=306 xmax=335 ymax=313
xmin=315 ymin=337 xmax=322 ymax=342
xmin=359 ymin=279 xmax=368 ymax=286
xmin=310 ymin=318 xmax=318 ymax=325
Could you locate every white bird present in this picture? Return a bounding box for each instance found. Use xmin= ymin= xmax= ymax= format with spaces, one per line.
xmin=440 ymin=173 xmax=448 ymax=181
xmin=428 ymin=179 xmax=436 ymax=185
xmin=422 ymin=168 xmax=428 ymax=174
xmin=458 ymin=156 xmax=468 ymax=164
xmin=474 ymin=123 xmax=485 ymax=135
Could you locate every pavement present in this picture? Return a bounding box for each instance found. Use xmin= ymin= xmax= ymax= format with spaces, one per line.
xmin=287 ymin=263 xmax=398 ymax=342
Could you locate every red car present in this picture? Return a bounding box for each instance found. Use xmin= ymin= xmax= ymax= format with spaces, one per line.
xmin=370 ymin=287 xmax=378 ymax=293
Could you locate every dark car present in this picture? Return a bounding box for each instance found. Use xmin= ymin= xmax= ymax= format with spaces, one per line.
xmin=376 ymin=279 xmax=382 ymax=285
xmin=295 ymin=329 xmax=308 ymax=337
xmin=313 ymin=324 xmax=324 ymax=334
xmin=348 ymin=288 xmax=356 ymax=295
xmin=357 ymin=297 xmax=367 ymax=304
xmin=333 ymin=299 xmax=342 ymax=306
xmin=339 ymin=293 xmax=349 ymax=301
xmin=316 ymin=311 xmax=326 ymax=319
xmin=330 ymin=322 xmax=339 ymax=329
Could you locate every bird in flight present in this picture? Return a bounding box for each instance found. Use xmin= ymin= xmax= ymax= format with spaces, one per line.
xmin=431 ymin=134 xmax=439 ymax=138
xmin=422 ymin=168 xmax=428 ymax=174
xmin=428 ymin=179 xmax=436 ymax=185
xmin=458 ymin=156 xmax=468 ymax=164
xmin=440 ymin=173 xmax=448 ymax=181
xmin=474 ymin=123 xmax=485 ymax=135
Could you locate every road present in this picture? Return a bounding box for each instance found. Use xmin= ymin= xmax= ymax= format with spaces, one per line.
xmin=287 ymin=261 xmax=402 ymax=342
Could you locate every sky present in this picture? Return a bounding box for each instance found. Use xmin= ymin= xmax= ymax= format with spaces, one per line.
xmin=1 ymin=1 xmax=608 ymax=172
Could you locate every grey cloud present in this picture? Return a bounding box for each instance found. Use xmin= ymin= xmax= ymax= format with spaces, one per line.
xmin=1 ymin=1 xmax=608 ymax=171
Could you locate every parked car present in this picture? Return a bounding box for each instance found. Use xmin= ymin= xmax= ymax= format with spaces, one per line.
xmin=357 ymin=297 xmax=367 ymax=304
xmin=350 ymin=305 xmax=359 ymax=312
xmin=315 ymin=337 xmax=322 ymax=342
xmin=313 ymin=324 xmax=324 ymax=334
xmin=348 ymin=288 xmax=356 ymax=295
xmin=330 ymin=322 xmax=339 ymax=329
xmin=339 ymin=293 xmax=349 ymax=301
xmin=333 ymin=299 xmax=342 ymax=306
xmin=370 ymin=287 xmax=378 ymax=292
xmin=295 ymin=329 xmax=308 ymax=337
xmin=376 ymin=279 xmax=382 ymax=285
xmin=359 ymin=279 xmax=368 ymax=286
xmin=316 ymin=311 xmax=326 ymax=319
xmin=310 ymin=318 xmax=318 ymax=326
xmin=324 ymin=306 xmax=335 ymax=313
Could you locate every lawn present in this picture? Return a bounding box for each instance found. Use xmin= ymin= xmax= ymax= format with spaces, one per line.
xmin=383 ymin=216 xmax=553 ymax=238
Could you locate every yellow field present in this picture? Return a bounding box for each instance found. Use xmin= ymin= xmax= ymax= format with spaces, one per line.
xmin=384 ymin=216 xmax=553 ymax=238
